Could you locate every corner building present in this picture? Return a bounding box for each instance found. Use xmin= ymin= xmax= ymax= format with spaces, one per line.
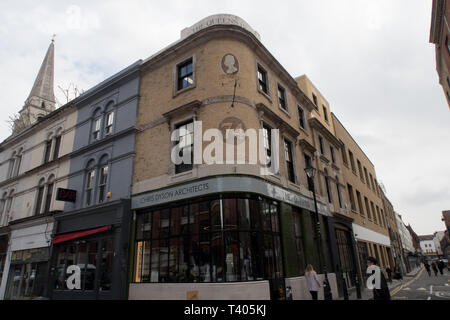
xmin=129 ymin=14 xmax=359 ymax=300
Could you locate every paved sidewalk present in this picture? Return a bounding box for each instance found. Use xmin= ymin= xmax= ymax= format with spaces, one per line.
xmin=338 ymin=266 xmax=422 ymax=300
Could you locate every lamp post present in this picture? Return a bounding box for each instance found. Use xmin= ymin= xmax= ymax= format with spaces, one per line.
xmin=304 ymin=164 xmax=332 ymax=300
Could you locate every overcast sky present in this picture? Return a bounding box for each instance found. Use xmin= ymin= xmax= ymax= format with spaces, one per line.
xmin=0 ymin=0 xmax=448 ymax=235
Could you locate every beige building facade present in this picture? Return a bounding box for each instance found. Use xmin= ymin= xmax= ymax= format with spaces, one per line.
xmin=129 ymin=14 xmax=364 ymax=300
xmin=332 ymin=114 xmax=392 ymax=278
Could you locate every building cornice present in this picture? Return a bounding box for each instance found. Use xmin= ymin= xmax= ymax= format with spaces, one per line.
xmin=298 ymin=138 xmax=316 ymax=154
xmin=255 ymin=103 xmax=300 ymax=138
xmin=308 ymin=117 xmax=341 ymax=147
xmin=0 ymin=154 xmax=70 ymax=189
xmin=162 ymin=100 xmax=202 ymax=121
xmin=8 ymin=211 xmax=56 ymax=230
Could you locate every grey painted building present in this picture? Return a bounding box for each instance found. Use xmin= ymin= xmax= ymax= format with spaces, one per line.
xmin=48 ymin=60 xmax=141 ymax=300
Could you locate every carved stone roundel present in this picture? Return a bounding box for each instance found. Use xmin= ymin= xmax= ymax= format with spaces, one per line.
xmin=221 ymin=54 xmax=239 ymax=75
xmin=219 ymin=117 xmax=246 ymax=145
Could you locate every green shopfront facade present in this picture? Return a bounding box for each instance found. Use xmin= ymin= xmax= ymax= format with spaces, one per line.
xmin=129 ymin=176 xmax=340 ymax=300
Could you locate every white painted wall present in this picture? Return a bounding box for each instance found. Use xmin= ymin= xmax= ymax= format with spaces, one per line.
xmin=352 ymin=224 xmax=391 ymax=246
xmin=0 ymin=109 xmax=76 ymax=225
xmin=420 ymin=240 xmax=436 ymax=255
xmin=395 ymin=213 xmax=414 ymax=253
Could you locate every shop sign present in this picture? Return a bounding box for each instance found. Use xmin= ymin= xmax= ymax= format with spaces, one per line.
xmin=132 ymin=176 xmax=328 ymax=215
xmin=56 ymin=188 xmax=77 ymax=202
xmin=180 ymin=14 xmax=261 ymax=40
xmin=11 ymin=247 xmax=49 ymax=263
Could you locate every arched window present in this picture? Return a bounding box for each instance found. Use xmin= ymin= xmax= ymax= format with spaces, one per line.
xmin=35 ymin=179 xmax=46 ymax=215
xmin=44 ymin=137 xmax=53 ymax=164
xmin=13 ymin=148 xmax=23 ymax=177
xmin=0 ymin=192 xmax=7 ymax=225
xmin=85 ymin=160 xmax=96 ymax=206
xmin=53 ymin=129 xmax=62 ymax=160
xmin=98 ymin=155 xmax=109 ymax=203
xmin=7 ymin=152 xmax=16 ymax=179
xmin=104 ymin=102 xmax=115 ymax=136
xmin=3 ymin=190 xmax=14 ymax=224
xmin=44 ymin=175 xmax=55 ymax=213
xmin=92 ymin=108 xmax=102 ymax=142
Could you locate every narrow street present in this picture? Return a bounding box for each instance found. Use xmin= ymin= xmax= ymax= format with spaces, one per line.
xmin=392 ymin=267 xmax=450 ymax=300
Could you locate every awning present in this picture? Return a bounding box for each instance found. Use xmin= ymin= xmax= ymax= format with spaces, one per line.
xmin=53 ymin=226 xmax=110 ymax=244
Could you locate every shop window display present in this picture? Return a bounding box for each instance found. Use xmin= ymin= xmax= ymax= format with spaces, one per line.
xmin=134 ymin=195 xmax=283 ymax=283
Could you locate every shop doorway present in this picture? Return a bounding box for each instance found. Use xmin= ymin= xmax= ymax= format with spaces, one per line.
xmin=5 ymin=262 xmax=48 ymax=300
xmin=51 ymin=234 xmax=114 ymax=299
xmin=335 ymin=228 xmax=356 ymax=289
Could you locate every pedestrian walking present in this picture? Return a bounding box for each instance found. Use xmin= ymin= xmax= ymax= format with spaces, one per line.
xmin=431 ymin=261 xmax=438 ymax=276
xmin=367 ymin=257 xmax=391 ymax=300
xmin=393 ymin=264 xmax=403 ymax=280
xmin=424 ymin=261 xmax=431 ymax=277
xmin=385 ymin=266 xmax=392 ymax=283
xmin=437 ymin=260 xmax=445 ymax=275
xmin=305 ymin=264 xmax=322 ymax=300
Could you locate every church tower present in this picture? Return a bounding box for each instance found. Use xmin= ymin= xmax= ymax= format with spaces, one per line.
xmin=14 ymin=40 xmax=56 ymax=133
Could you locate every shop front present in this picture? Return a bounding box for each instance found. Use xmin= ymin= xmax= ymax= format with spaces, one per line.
xmin=49 ymin=199 xmax=131 ymax=300
xmin=1 ymin=215 xmax=53 ymax=300
xmin=4 ymin=247 xmax=49 ymax=299
xmin=0 ymin=233 xmax=9 ymax=294
xmin=130 ymin=176 xmax=338 ymax=300
xmin=333 ymin=223 xmax=358 ymax=293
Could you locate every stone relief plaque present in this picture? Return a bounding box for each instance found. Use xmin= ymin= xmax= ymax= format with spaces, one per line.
xmin=221 ymin=53 xmax=239 ymax=75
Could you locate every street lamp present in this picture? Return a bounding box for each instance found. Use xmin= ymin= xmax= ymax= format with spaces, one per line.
xmin=304 ymin=164 xmax=332 ymax=300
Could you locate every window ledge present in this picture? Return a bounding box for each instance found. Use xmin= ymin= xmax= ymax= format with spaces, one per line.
xmin=257 ymin=88 xmax=273 ymax=104
xmin=287 ymin=181 xmax=301 ymax=191
xmin=173 ymin=83 xmax=196 ymax=98
xmin=298 ymin=126 xmax=308 ymax=136
xmin=278 ymin=106 xmax=291 ymax=117
xmin=319 ymin=155 xmax=329 ymax=163
xmin=331 ymin=163 xmax=340 ymax=171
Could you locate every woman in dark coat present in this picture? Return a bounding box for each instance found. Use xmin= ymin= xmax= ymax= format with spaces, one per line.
xmin=424 ymin=261 xmax=431 ymax=276
xmin=367 ymin=257 xmax=391 ymax=300
xmin=431 ymin=261 xmax=439 ymax=276
xmin=437 ymin=260 xmax=445 ymax=275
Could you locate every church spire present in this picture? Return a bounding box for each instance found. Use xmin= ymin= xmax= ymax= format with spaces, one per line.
xmin=15 ymin=40 xmax=56 ymax=131
xmin=25 ymin=40 xmax=56 ymax=110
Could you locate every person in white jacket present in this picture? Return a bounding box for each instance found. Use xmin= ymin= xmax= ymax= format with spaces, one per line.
xmin=305 ymin=264 xmax=322 ymax=300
